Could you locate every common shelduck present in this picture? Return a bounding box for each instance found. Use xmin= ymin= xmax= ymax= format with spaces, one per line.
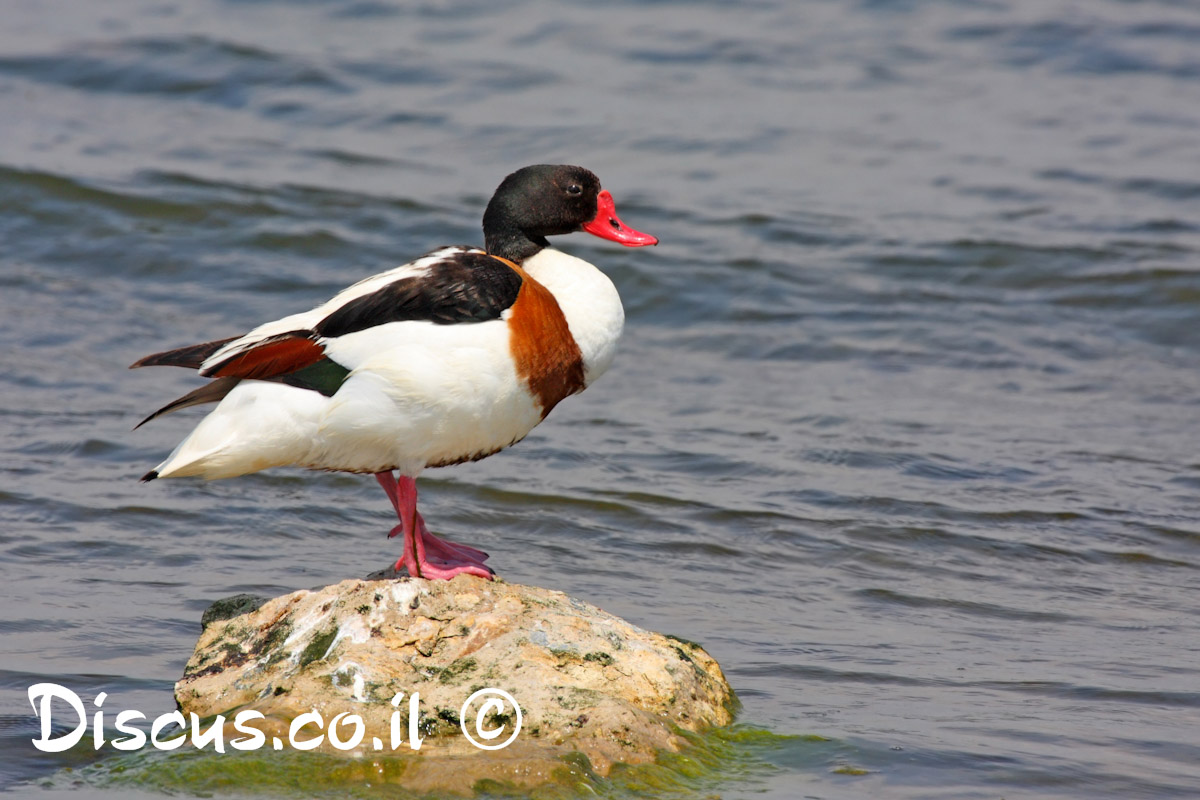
xmin=132 ymin=164 xmax=657 ymax=580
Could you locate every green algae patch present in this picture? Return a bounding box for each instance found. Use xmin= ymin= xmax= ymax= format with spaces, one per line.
xmin=596 ymin=725 xmax=803 ymax=798
xmin=661 ymin=633 xmax=703 ymax=650
xmin=201 ymin=594 xmax=266 ymax=630
xmin=257 ymin=618 xmax=293 ymax=659
xmin=53 ymin=723 xmax=805 ymax=799
xmin=437 ymin=657 xmax=478 ymax=685
xmin=298 ymin=625 xmax=339 ymax=668
xmin=832 ymin=764 xmax=870 ymax=775
xmin=583 ymin=651 xmax=614 ymax=667
xmin=54 ymin=748 xmax=416 ymax=799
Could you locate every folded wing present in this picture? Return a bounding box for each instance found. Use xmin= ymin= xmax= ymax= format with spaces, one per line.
xmin=131 ymin=249 xmax=526 ymax=428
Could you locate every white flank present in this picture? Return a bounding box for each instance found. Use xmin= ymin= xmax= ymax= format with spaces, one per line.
xmin=311 ymin=316 xmax=539 ymax=474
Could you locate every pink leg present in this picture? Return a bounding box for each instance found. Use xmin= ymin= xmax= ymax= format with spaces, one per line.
xmin=374 ymin=472 xmax=493 ymax=580
xmin=377 ymin=474 xmax=490 ymax=562
xmin=375 ymin=471 xmax=422 ymax=578
xmin=377 ymin=472 xmax=489 ymax=562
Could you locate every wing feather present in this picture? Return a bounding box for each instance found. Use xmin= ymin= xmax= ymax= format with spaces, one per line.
xmin=129 ymin=337 xmax=238 ymax=370
xmin=132 ymin=247 xmax=524 ymax=428
xmin=133 ymin=376 xmax=241 ymax=429
xmin=200 ymin=331 xmax=325 ymax=379
xmin=199 ymin=246 xmax=475 ymax=370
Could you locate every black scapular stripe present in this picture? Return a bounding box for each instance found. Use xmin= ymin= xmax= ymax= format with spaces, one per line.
xmin=315 ymin=252 xmax=523 ymax=339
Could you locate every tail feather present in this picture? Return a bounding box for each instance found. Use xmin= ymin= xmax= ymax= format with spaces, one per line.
xmin=133 ymin=376 xmax=242 ymax=429
xmin=130 ymin=337 xmax=238 ymax=370
xmin=147 ymin=381 xmax=326 ymax=480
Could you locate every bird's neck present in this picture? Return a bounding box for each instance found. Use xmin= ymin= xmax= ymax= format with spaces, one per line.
xmin=484 ymin=228 xmax=546 ymax=264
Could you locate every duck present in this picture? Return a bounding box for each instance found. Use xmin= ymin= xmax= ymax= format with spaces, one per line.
xmin=131 ymin=164 xmax=657 ymax=580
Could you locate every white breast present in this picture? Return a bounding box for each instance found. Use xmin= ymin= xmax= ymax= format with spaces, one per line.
xmin=520 ymin=247 xmax=625 ymax=385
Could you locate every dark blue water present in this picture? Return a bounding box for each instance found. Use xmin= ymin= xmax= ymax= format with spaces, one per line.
xmin=3 ymin=1 xmax=1200 ymax=797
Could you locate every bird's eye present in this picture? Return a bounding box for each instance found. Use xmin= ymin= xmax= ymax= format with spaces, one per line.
xmin=566 ymin=184 xmax=582 ymax=196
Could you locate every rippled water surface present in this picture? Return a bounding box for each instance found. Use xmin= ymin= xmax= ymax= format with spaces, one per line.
xmin=3 ymin=0 xmax=1200 ymax=797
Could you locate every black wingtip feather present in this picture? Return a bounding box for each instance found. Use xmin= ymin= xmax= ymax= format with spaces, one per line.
xmin=140 ymin=470 xmax=159 ymax=483
xmin=130 ymin=336 xmax=239 ymax=370
xmin=132 ymin=376 xmax=242 ymax=430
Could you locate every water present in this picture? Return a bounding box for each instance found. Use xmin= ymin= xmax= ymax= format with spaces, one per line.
xmin=3 ymin=0 xmax=1200 ymax=797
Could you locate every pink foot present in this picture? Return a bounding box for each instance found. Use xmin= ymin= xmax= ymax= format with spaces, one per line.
xmin=390 ymin=516 xmax=493 ymax=579
xmin=412 ymin=511 xmax=490 ymax=562
xmin=396 ymin=550 xmax=494 ymax=581
xmin=375 ymin=471 xmax=493 ymax=581
xmin=388 ymin=520 xmax=494 ymax=577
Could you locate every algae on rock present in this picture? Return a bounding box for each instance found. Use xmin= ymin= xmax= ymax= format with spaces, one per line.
xmin=176 ymin=576 xmax=735 ymax=794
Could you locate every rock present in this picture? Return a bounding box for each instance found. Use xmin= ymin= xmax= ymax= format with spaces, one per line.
xmin=176 ymin=575 xmax=736 ymax=794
